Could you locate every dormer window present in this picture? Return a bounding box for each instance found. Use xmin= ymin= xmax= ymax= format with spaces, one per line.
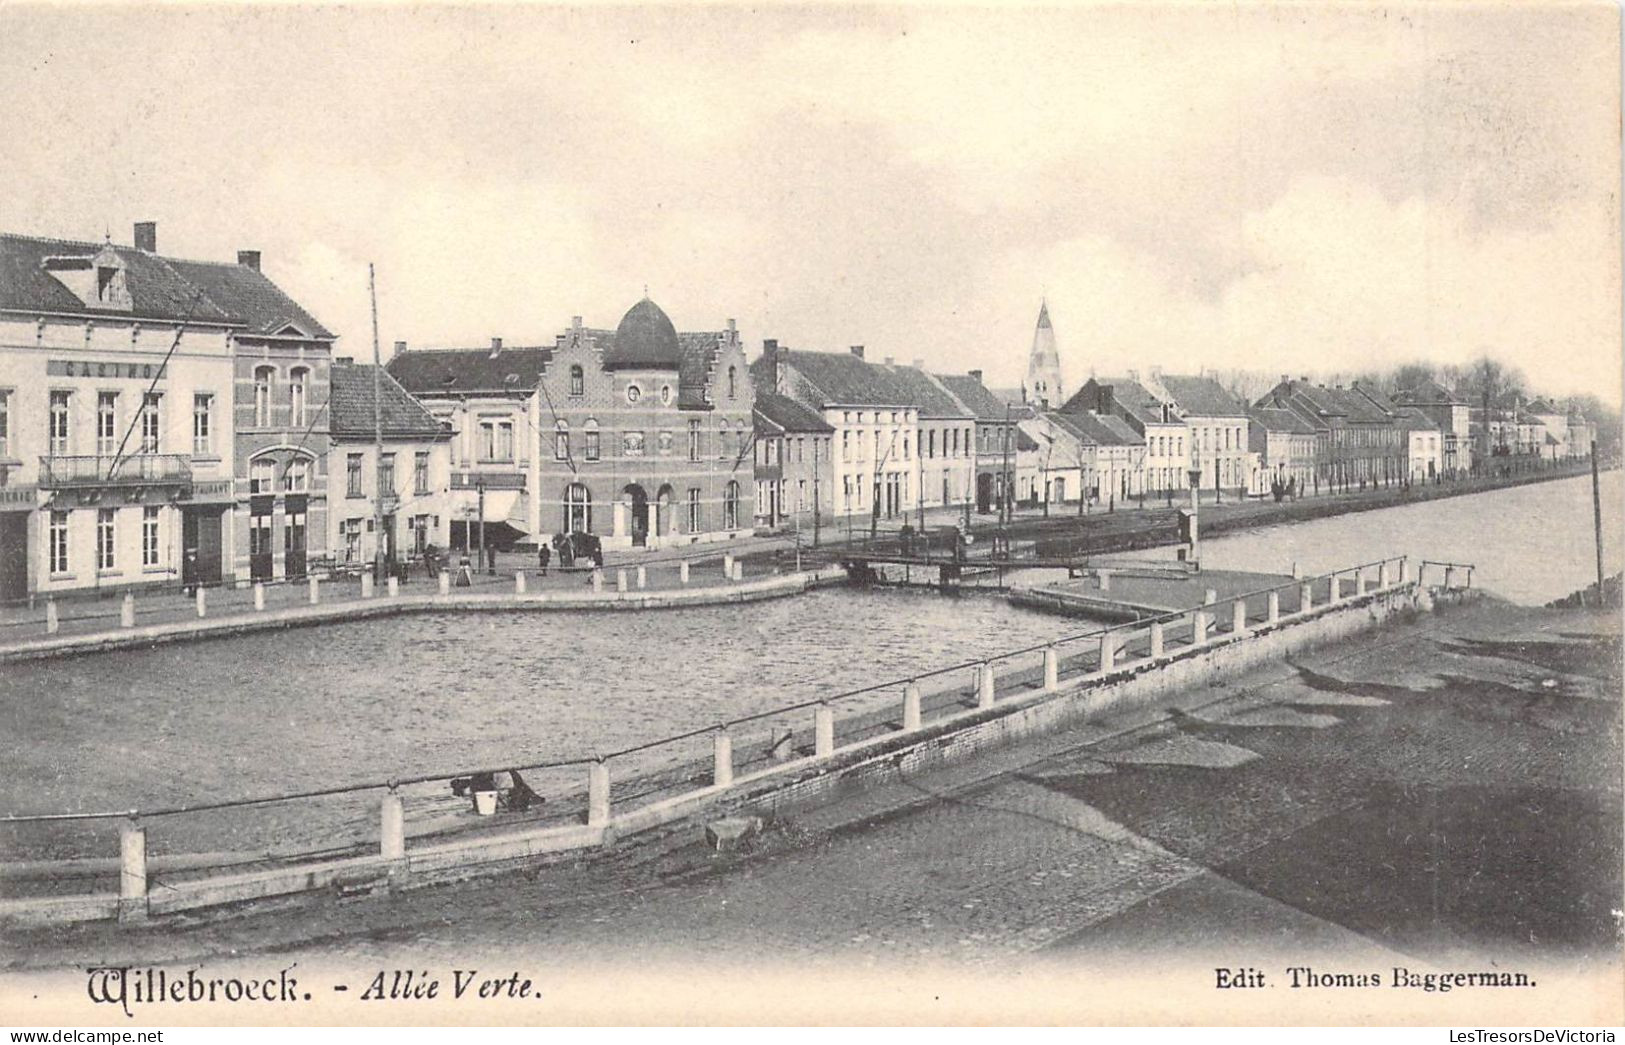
xmin=97 ymin=265 xmax=118 ymax=302
xmin=43 ymin=247 xmax=131 ymax=310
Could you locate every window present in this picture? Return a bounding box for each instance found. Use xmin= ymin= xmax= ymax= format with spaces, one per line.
xmin=284 ymin=457 xmax=309 ymax=493
xmin=193 ymin=394 xmax=212 ymax=455
xmin=688 ymin=420 xmax=700 ymax=461
xmin=341 ymin=518 xmax=362 ymax=563
xmin=97 ymin=392 xmax=118 ymax=456
xmin=928 ymin=430 xmax=936 ymax=458
xmin=140 ymin=393 xmax=161 ymax=453
xmin=841 ymin=431 xmax=851 ymax=462
xmin=625 ymin=383 xmax=641 ymax=404
xmin=379 ymin=453 xmax=395 ymax=495
xmin=563 ymin=482 xmax=592 ymax=533
xmin=480 ymin=419 xmax=514 ymax=462
xmin=0 ymin=390 xmax=8 ymax=457
xmin=727 ymin=366 xmax=737 ymax=400
xmin=254 ymin=367 xmax=274 ymax=427
xmin=142 ymin=506 xmax=160 ymax=567
xmin=717 ymin=424 xmax=729 ymax=460
xmin=554 ymin=420 xmax=570 ymax=462
xmin=724 ymin=480 xmax=740 ymax=530
xmin=686 ymin=488 xmax=701 ymax=533
xmin=659 ymin=384 xmax=672 ymax=405
xmin=49 ymin=391 xmax=70 ymax=455
xmin=250 ymin=457 xmax=276 ymax=494
xmin=346 ymin=453 xmax=363 ymax=497
xmin=97 ymin=508 xmax=115 ymax=571
xmin=289 ymin=368 xmax=307 ymax=428
xmin=49 ymin=510 xmax=68 ymax=574
xmin=569 ymin=365 xmax=584 ymax=397
xmin=585 ymin=420 xmax=600 ymax=461
xmin=413 ymin=451 xmax=429 ymax=494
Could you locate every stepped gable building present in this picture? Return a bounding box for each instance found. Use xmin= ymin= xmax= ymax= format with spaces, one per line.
xmin=1023 ymin=300 xmax=1065 ymax=409
xmin=765 ymin=344 xmax=925 ymax=523
xmin=326 ymin=361 xmax=452 ymax=569
xmin=0 ymin=224 xmax=332 ymax=601
xmin=391 ymin=299 xmax=754 ymax=551
xmin=1144 ymin=371 xmax=1251 ymax=497
xmin=386 ymin=339 xmax=550 ymax=553
xmin=1062 ymin=375 xmax=1186 ymax=495
xmin=936 ymin=370 xmax=1020 ymax=515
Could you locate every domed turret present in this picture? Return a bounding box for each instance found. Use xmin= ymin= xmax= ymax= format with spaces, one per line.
xmin=604 ymin=297 xmax=681 ymax=369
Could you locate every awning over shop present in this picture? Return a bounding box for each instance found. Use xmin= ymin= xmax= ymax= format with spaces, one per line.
xmin=450 ymin=488 xmax=529 ymax=534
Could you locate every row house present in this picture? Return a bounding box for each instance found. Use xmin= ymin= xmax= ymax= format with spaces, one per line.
xmin=1061 ymin=375 xmax=1186 ymax=495
xmin=764 ymin=344 xmax=927 ymax=524
xmin=1255 ymin=379 xmax=1407 ymax=491
xmin=0 ymin=224 xmax=331 ymax=602
xmin=1246 ymin=405 xmax=1317 ymax=497
xmin=936 ymin=370 xmax=1019 ymax=515
xmin=1019 ymin=412 xmax=1088 ymax=507
xmin=326 ymin=361 xmax=452 ymax=570
xmin=1392 ymin=380 xmax=1473 ymax=476
xmin=386 ymin=339 xmax=546 ymax=553
xmin=879 ymin=360 xmax=977 ymax=513
xmin=1056 ymin=409 xmax=1146 ymax=503
xmin=1144 ymin=371 xmax=1251 ymax=498
xmin=1397 ymin=407 xmax=1444 ymax=482
xmin=751 ymin=386 xmax=834 ymax=533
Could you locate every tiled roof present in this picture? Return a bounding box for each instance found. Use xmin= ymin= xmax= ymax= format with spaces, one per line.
xmin=1397 ymin=406 xmax=1440 ymax=431
xmin=880 ymin=365 xmax=974 ymax=418
xmin=1351 ymin=382 xmax=1400 ymax=417
xmin=1015 ymin=429 xmax=1041 ymax=452
xmin=784 ymin=350 xmax=918 ymax=407
xmin=1248 ymin=405 xmax=1318 ymax=436
xmin=329 ymin=363 xmax=446 ymax=439
xmin=1325 ymin=386 xmax=1393 ymax=423
xmin=387 ymin=346 xmax=553 ymax=396
xmin=754 ymin=393 xmax=833 ymax=434
xmin=602 ymin=298 xmax=682 ymax=369
xmin=935 ymin=373 xmax=1011 ymax=421
xmin=1155 ymin=375 xmax=1248 ymax=418
xmin=1061 ymin=377 xmax=1182 ymax=427
xmin=675 ymin=331 xmax=724 ymax=410
xmin=1059 ymin=410 xmax=1145 ymax=447
xmin=1525 ymin=397 xmax=1560 ymax=415
xmin=160 ymin=257 xmax=333 ymax=337
xmin=1393 ymin=379 xmax=1465 ymax=406
xmin=0 ymin=232 xmax=334 ymax=335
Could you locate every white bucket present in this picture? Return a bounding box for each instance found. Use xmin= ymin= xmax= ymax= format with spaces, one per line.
xmin=473 ymin=790 xmax=498 ymax=816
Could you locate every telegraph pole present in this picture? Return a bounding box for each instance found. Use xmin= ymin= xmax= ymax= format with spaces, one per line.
xmin=368 ymin=263 xmax=385 ymax=584
xmin=1591 ymin=440 xmax=1604 ymax=604
xmin=1000 ymin=403 xmax=1013 ymax=526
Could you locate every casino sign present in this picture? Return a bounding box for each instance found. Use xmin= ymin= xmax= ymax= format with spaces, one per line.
xmin=47 ymin=359 xmax=169 ymax=381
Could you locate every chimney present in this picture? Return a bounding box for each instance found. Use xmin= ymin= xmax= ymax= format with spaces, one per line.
xmin=1280 ymin=373 xmax=1289 ymax=385
xmin=393 ymin=340 xmax=407 ymax=358
xmin=237 ymin=250 xmax=261 ymax=271
xmin=912 ymin=358 xmax=924 ymax=369
xmin=490 ymin=337 xmax=503 ymax=358
xmin=572 ymin=315 xmax=583 ymax=332
xmin=133 ymin=222 xmax=156 ymax=253
xmin=762 ymin=338 xmax=781 ymax=393
xmin=727 ymin=318 xmax=736 ymax=333
xmin=849 ymin=345 xmax=865 ymax=360
xmin=884 ymin=356 xmax=895 ymax=366
xmin=1127 ymin=368 xmax=1139 ymax=382
xmin=334 ymin=356 xmax=353 ymax=366
xmin=968 ymin=369 xmax=983 ymax=384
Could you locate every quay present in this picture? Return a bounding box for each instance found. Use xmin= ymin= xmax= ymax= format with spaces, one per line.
xmin=0 ymin=554 xmax=1439 ymax=928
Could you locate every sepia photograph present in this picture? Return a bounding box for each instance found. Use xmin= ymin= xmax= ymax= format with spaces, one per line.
xmin=0 ymin=0 xmax=1620 ymax=1030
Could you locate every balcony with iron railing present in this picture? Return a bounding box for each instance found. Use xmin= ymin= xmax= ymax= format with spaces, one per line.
xmin=39 ymin=454 xmax=193 ymax=488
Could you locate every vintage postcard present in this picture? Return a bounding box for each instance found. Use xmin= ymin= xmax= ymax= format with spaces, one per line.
xmin=0 ymin=0 xmax=1620 ymax=1029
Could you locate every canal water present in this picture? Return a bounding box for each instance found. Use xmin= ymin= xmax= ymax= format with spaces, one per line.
xmin=1 ymin=473 xmax=1619 ymax=862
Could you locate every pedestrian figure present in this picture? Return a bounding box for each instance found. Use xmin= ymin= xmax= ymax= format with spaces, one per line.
xmin=537 ymin=543 xmax=550 ymax=576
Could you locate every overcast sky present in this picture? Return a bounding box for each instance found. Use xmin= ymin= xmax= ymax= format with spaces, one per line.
xmin=3 ymin=3 xmax=1618 ymax=401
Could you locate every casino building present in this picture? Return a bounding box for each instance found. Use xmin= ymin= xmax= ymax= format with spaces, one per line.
xmin=0 ymin=224 xmax=333 ymax=601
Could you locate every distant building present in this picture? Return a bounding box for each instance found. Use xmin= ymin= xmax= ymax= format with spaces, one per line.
xmin=1392 ymin=380 xmax=1472 ymax=476
xmin=1019 ymin=412 xmax=1089 ymax=508
xmin=1246 ymin=405 xmax=1317 ymax=496
xmin=878 ymin=361 xmax=977 ymax=514
xmin=751 ymin=379 xmax=834 ymax=533
xmin=1061 ymin=375 xmax=1186 ymax=497
xmin=1023 ymin=300 xmax=1064 ymax=410
xmin=0 ymin=224 xmax=331 ymax=601
xmin=326 ymin=361 xmax=452 ymax=569
xmin=1396 ymin=407 xmax=1442 ymax=483
xmin=1256 ymin=378 xmax=1405 ymax=491
xmin=1145 ymin=371 xmax=1250 ymax=497
xmin=936 ymin=370 xmax=1020 ymax=515
xmin=1056 ymin=409 xmax=1146 ymax=503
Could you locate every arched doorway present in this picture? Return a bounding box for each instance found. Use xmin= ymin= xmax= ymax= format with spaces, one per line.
xmin=622 ymin=484 xmax=650 ymax=546
xmin=655 ymin=484 xmax=676 ymax=539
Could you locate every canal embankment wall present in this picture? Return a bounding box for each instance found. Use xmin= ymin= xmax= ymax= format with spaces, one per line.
xmin=0 ymin=558 xmax=1447 ymax=928
xmin=0 ymin=566 xmax=850 ymax=664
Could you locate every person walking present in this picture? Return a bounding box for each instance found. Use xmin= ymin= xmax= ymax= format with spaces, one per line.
xmin=537 ymin=542 xmax=550 ymax=576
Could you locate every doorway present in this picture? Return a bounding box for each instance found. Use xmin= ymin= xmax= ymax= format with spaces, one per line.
xmin=622 ymin=484 xmax=649 ymax=547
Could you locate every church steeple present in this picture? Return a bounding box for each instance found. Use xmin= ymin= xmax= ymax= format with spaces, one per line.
xmin=1025 ymin=298 xmax=1064 ymax=409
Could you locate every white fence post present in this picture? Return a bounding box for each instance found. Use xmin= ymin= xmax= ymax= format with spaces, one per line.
xmin=588 ymin=761 xmax=611 ymax=827
xmin=1300 ymin=580 xmax=1314 ymax=614
xmin=680 ymin=561 xmax=690 ymax=585
xmin=1192 ymin=610 xmax=1208 ymax=645
xmin=713 ymin=730 xmax=734 ymax=788
xmin=361 ymin=573 xmax=374 ymax=599
xmin=1149 ymin=620 xmax=1165 ymax=657
xmin=1267 ymin=589 xmax=1280 ymax=623
xmin=120 ymin=593 xmax=136 ymax=628
xmin=1043 ymin=646 xmax=1059 ymax=691
xmin=903 ymin=680 xmax=922 ymax=730
xmin=515 ymin=571 xmax=526 ymax=594
xmin=1098 ymin=632 xmax=1115 ymax=673
xmin=309 ymin=576 xmax=321 ymax=605
xmin=196 ymin=587 xmax=207 ymax=617
xmin=118 ymin=819 xmax=148 ymax=923
xmin=977 ymin=662 xmax=996 ymax=707
xmin=380 ymin=790 xmax=405 ymax=860
xmin=387 ymin=575 xmax=399 ymax=598
xmin=814 ymin=704 xmax=834 ymax=757
xmin=616 ymin=569 xmax=628 ymax=593
xmin=253 ymin=583 xmax=265 ymax=611
xmin=1232 ymin=598 xmax=1248 ymax=634
xmin=636 ymin=565 xmax=647 ymax=589
xmin=45 ymin=600 xmax=59 ymax=635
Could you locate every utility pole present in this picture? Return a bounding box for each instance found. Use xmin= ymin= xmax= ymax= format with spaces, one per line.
xmin=812 ymin=438 xmax=821 ymax=549
xmin=476 ymin=479 xmax=486 ymax=574
xmin=368 ymin=263 xmax=385 ymax=584
xmin=1000 ymin=403 xmax=1012 ymax=526
xmin=1591 ymin=439 xmax=1604 ymax=605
